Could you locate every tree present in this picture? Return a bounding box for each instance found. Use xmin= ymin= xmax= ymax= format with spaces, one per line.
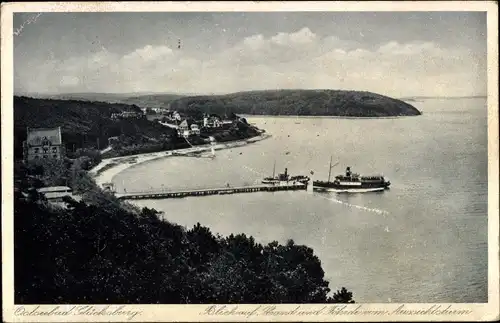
xmin=74 ymin=148 xmax=102 ymax=169
xmin=14 ymin=170 xmax=355 ymax=304
xmin=328 ymin=287 xmax=355 ymax=303
xmin=25 ymin=187 xmax=46 ymax=203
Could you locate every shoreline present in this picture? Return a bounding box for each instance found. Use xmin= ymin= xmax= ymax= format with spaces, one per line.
xmin=89 ymin=133 xmax=271 ymax=188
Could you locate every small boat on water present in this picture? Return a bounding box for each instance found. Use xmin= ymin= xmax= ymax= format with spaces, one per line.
xmin=262 ymin=161 xmax=310 ymax=185
xmin=313 ymin=157 xmax=390 ymax=193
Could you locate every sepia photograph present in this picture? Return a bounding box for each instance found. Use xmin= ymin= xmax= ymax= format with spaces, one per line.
xmin=2 ymin=1 xmax=499 ymax=322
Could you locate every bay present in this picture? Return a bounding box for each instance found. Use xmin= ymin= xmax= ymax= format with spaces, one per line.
xmin=113 ymin=98 xmax=488 ymax=303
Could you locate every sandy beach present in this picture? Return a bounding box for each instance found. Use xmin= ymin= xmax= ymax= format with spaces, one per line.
xmin=89 ymin=133 xmax=271 ymax=189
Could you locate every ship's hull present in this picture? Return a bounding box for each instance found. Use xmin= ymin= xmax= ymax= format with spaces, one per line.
xmin=312 ymin=180 xmax=390 ymax=193
xmin=263 ymin=176 xmax=310 ymax=185
xmin=289 ymin=176 xmax=310 ymax=185
xmin=262 ymin=179 xmax=280 ymax=184
xmin=313 ymin=186 xmax=386 ymax=193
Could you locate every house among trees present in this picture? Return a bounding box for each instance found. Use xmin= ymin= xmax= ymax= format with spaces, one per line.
xmin=36 ymin=186 xmax=79 ymax=202
xmin=178 ymin=119 xmax=201 ymax=138
xmin=23 ymin=127 xmax=64 ymax=162
xmin=178 ymin=119 xmax=189 ymax=132
xmin=142 ymin=107 xmax=165 ymax=115
xmin=111 ymin=111 xmax=144 ymax=121
xmin=173 ymin=111 xmax=181 ymax=121
xmin=190 ymin=124 xmax=200 ymax=135
xmin=162 ymin=111 xmax=182 ymax=123
xmin=203 ymin=114 xmax=223 ymax=128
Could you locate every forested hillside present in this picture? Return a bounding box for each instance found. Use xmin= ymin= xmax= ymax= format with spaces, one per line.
xmin=120 ymin=93 xmax=185 ymax=108
xmin=36 ymin=92 xmax=186 ymax=108
xmin=161 ymin=89 xmax=421 ymax=117
xmin=14 ymin=186 xmax=355 ymax=304
xmin=13 ymin=96 xmax=181 ymax=159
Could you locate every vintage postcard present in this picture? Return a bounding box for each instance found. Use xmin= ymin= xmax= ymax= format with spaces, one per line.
xmin=1 ymin=1 xmax=499 ymax=322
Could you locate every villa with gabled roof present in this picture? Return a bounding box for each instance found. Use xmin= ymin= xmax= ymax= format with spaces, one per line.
xmin=23 ymin=126 xmax=64 ymax=162
xmin=178 ymin=119 xmax=189 ymax=131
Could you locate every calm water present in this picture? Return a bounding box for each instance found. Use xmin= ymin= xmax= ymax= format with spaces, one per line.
xmin=114 ymin=98 xmax=488 ymax=303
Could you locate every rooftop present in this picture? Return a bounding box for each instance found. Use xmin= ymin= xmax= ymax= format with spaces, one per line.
xmin=43 ymin=192 xmax=79 ymax=200
xmin=27 ymin=127 xmax=62 ymax=146
xmin=37 ymin=186 xmax=72 ymax=193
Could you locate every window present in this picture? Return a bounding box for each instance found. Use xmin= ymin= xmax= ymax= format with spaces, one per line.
xmin=43 ymin=155 xmax=48 ymax=159
xmin=53 ymin=154 xmax=58 ymax=159
xmin=52 ymin=147 xmax=57 ymax=152
xmin=34 ymin=155 xmax=39 ymax=159
xmin=34 ymin=148 xmax=39 ymax=153
xmin=43 ymin=148 xmax=48 ymax=153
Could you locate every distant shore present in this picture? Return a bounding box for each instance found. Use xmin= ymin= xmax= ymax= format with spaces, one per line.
xmin=239 ymin=114 xmax=421 ymax=119
xmin=89 ymin=133 xmax=271 ymax=189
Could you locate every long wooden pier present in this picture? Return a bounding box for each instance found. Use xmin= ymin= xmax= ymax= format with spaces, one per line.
xmin=115 ymin=183 xmax=307 ymax=200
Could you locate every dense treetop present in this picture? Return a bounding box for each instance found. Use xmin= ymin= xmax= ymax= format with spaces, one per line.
xmin=15 ymin=184 xmax=355 ymax=304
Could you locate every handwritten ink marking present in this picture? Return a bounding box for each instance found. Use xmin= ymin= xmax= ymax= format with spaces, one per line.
xmin=14 ymin=305 xmax=142 ymax=321
xmin=14 ymin=13 xmax=42 ymax=37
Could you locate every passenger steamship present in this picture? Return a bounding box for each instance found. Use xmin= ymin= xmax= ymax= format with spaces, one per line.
xmin=313 ymin=157 xmax=391 ymax=193
xmin=262 ymin=161 xmax=310 ymax=185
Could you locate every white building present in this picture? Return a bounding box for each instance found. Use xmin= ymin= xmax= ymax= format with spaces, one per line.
xmin=190 ymin=124 xmax=200 ymax=135
xmin=178 ymin=120 xmax=191 ymax=137
xmin=203 ymin=116 xmax=222 ymax=128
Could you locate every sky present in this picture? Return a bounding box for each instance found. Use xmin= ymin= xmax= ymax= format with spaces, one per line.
xmin=13 ymin=11 xmax=487 ymax=97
